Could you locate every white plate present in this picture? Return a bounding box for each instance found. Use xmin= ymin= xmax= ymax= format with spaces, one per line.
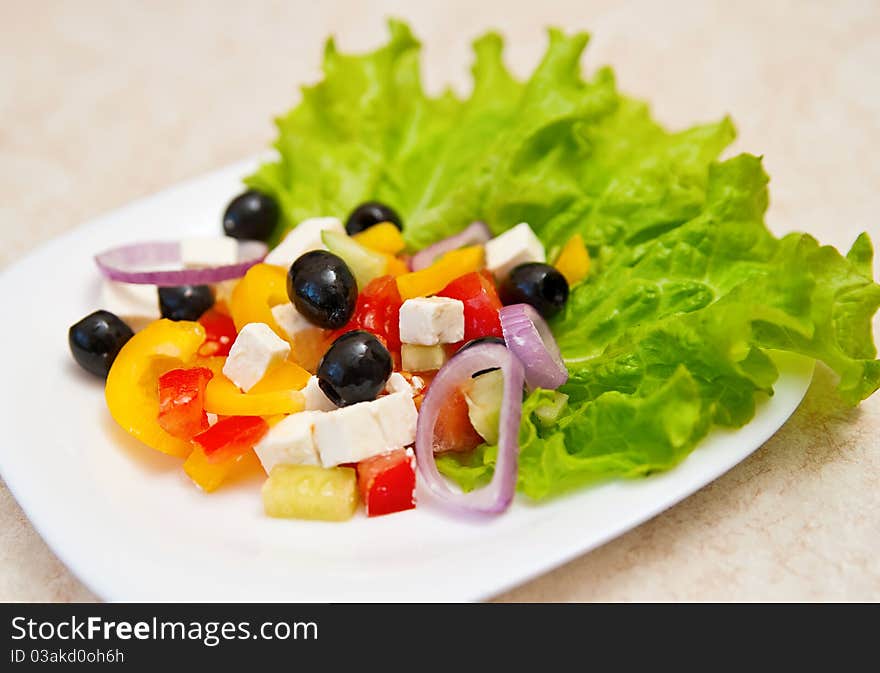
xmin=0 ymin=158 xmax=814 ymax=602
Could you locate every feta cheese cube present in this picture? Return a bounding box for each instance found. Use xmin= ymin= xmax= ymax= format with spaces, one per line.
xmin=371 ymin=392 xmax=419 ymax=452
xmin=303 ymin=375 xmax=338 ymax=411
xmin=399 ymin=297 xmax=465 ymax=346
xmin=223 ymin=323 xmax=291 ymax=392
xmin=385 ymin=372 xmax=413 ymax=395
xmin=401 ymin=343 xmax=447 ymax=372
xmin=313 ymin=392 xmax=418 ymax=466
xmin=206 ymin=412 xmax=219 ymax=427
xmin=271 ymin=302 xmax=314 ymax=341
xmin=100 ymin=281 xmax=160 ymax=332
xmin=264 ymin=217 xmax=345 ymax=268
xmin=485 ymin=222 xmax=545 ymax=279
xmin=180 ymin=237 xmax=239 ymax=269
xmin=254 ymin=411 xmax=322 ymax=474
xmin=313 ymin=402 xmax=385 ymax=467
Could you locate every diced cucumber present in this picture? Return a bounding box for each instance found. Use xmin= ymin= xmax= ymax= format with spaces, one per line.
xmin=262 ymin=464 xmax=359 ymax=521
xmin=401 ymin=343 xmax=447 ymax=372
xmin=534 ymin=391 xmax=569 ymax=427
xmin=322 ymin=230 xmax=387 ymax=289
xmin=464 ymin=369 xmax=504 ymax=444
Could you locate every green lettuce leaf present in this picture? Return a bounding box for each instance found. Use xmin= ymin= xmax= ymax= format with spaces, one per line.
xmin=248 ymin=20 xmax=880 ymax=499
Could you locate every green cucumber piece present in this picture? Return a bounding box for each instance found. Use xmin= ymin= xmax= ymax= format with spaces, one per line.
xmin=322 ymin=230 xmax=386 ymax=289
xmin=534 ymin=391 xmax=569 ymax=428
xmin=464 ymin=369 xmax=504 ymax=445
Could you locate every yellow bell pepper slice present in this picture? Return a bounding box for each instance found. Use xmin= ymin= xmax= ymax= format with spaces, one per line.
xmin=396 ymin=246 xmax=485 ymax=300
xmin=291 ymin=327 xmax=331 ymax=373
xmin=105 ymin=319 xmax=206 ymax=458
xmin=184 ymin=445 xmax=262 ymax=492
xmin=204 ymin=372 xmax=305 ymax=416
xmin=352 ymin=222 xmax=406 ymax=255
xmin=384 ymin=255 xmax=409 ymax=278
xmin=249 ymin=360 xmax=311 ymax=394
xmin=554 ymin=233 xmax=590 ymax=286
xmin=229 ymin=264 xmax=289 ymax=337
xmin=198 ymin=355 xmax=310 ymax=397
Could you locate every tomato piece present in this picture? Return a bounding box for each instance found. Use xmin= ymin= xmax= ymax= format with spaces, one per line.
xmin=331 ymin=275 xmax=403 ymax=351
xmin=197 ymin=309 xmax=237 ymax=357
xmin=357 ymin=449 xmax=416 ymax=517
xmin=193 ymin=415 xmax=269 ymax=464
xmin=157 ymin=367 xmax=214 ymax=440
xmin=437 ymin=271 xmax=503 ymax=343
xmin=433 ymin=388 xmax=484 ymax=453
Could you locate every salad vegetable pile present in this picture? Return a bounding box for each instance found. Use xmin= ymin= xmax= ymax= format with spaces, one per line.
xmin=69 ymin=21 xmax=880 ymax=521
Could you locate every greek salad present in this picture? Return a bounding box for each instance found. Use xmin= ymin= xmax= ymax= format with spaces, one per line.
xmin=71 ymin=197 xmax=583 ymax=520
xmin=68 ymin=22 xmax=880 ymax=523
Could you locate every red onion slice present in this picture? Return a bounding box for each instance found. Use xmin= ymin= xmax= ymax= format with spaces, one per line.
xmin=500 ymin=303 xmax=568 ymax=390
xmin=415 ymin=343 xmax=524 ymax=515
xmin=410 ymin=221 xmax=491 ymax=271
xmin=94 ymin=240 xmax=267 ymax=286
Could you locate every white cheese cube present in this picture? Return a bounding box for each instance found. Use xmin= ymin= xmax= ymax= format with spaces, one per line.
xmin=254 ymin=411 xmax=322 ymax=474
xmin=271 ymin=302 xmax=314 ymax=340
xmin=222 ymin=322 xmax=291 ymax=392
xmin=371 ymin=392 xmax=419 ymax=452
xmin=399 ymin=297 xmax=465 ymax=346
xmin=206 ymin=412 xmax=219 ymax=427
xmin=264 ymin=217 xmax=345 ymax=268
xmin=313 ymin=392 xmax=418 ymax=466
xmin=180 ymin=237 xmax=239 ymax=269
xmin=401 ymin=343 xmax=447 ymax=372
xmin=313 ymin=402 xmax=386 ymax=467
xmin=485 ymin=222 xmax=545 ymax=279
xmin=385 ymin=372 xmax=413 ymax=395
xmin=100 ymin=281 xmax=160 ymax=332
xmin=303 ymin=375 xmax=338 ymax=411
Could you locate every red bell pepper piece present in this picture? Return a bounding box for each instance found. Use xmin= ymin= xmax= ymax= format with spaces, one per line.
xmin=193 ymin=415 xmax=269 ymax=464
xmin=331 ymin=275 xmax=403 ymax=351
xmin=198 ymin=309 xmax=238 ymax=357
xmin=437 ymin=271 xmax=503 ymax=344
xmin=357 ymin=448 xmax=416 ymax=517
xmin=157 ymin=367 xmax=214 ymax=440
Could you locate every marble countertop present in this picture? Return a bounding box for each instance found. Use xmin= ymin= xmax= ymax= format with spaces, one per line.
xmin=1 ymin=0 xmax=877 ymax=601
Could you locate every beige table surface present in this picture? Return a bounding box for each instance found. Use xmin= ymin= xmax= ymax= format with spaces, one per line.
xmin=1 ymin=0 xmax=878 ymax=602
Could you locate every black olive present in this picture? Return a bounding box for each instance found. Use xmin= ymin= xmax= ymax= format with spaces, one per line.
xmin=500 ymin=262 xmax=569 ymax=318
xmin=158 ymin=285 xmax=214 ymax=321
xmin=456 ymin=336 xmax=506 ymax=354
xmin=287 ymin=251 xmax=357 ymax=329
xmin=345 ymin=201 xmax=403 ymax=235
xmin=223 ymin=190 xmax=279 ymax=241
xmin=457 ymin=336 xmax=506 ymax=378
xmin=317 ymin=331 xmax=392 ymax=407
xmin=68 ymin=310 xmax=134 ymax=379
